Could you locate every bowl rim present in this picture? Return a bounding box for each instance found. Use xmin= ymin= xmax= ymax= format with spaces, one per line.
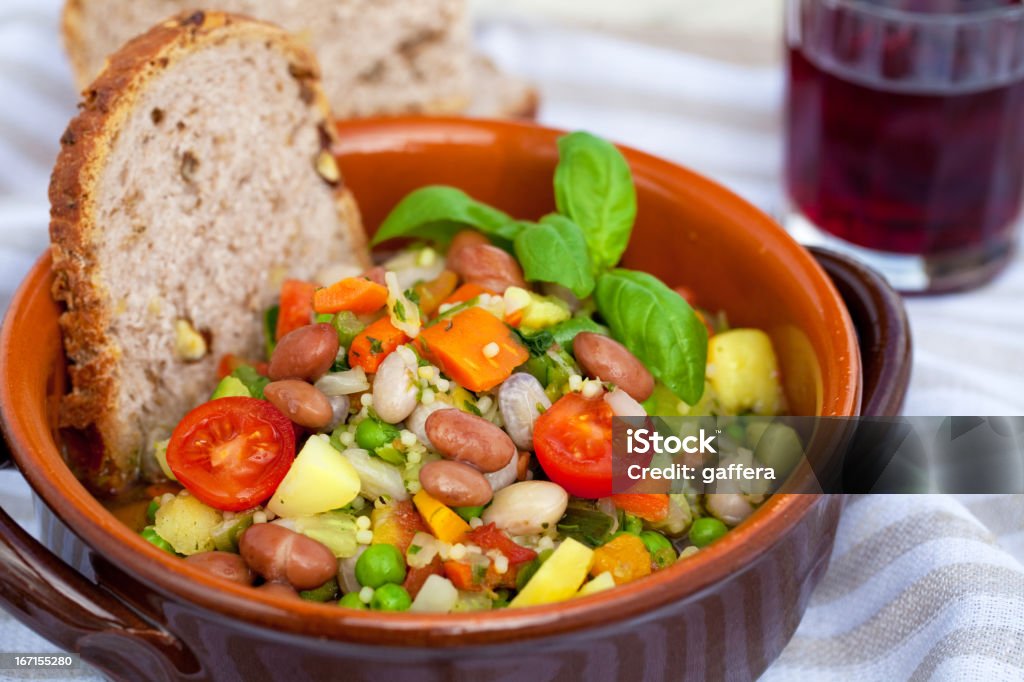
xmin=0 ymin=117 xmax=861 ymax=647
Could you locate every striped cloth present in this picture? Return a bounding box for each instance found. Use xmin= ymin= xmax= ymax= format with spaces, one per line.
xmin=1 ymin=2 xmax=1023 ymax=680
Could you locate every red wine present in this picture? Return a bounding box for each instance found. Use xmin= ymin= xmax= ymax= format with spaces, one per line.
xmin=785 ymin=0 xmax=1024 ymax=288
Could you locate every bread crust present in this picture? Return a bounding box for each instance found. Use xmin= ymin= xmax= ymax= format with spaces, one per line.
xmin=50 ymin=10 xmax=367 ymax=493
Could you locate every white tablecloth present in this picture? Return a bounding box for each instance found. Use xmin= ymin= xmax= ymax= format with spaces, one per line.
xmin=0 ymin=2 xmax=1022 ymax=680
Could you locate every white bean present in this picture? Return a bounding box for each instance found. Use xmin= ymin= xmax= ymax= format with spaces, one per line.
xmin=498 ymin=373 xmax=551 ymax=451
xmin=705 ymin=493 xmax=753 ymax=527
xmin=372 ymin=347 xmax=418 ymax=424
xmin=483 ymin=454 xmax=518 ymax=493
xmin=326 ymin=395 xmax=350 ymax=431
xmin=405 ymin=401 xmax=451 ymax=447
xmin=482 ymin=481 xmax=568 ymax=536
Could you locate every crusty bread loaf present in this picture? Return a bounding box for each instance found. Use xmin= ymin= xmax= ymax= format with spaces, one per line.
xmin=50 ymin=11 xmax=369 ymax=494
xmin=62 ymin=0 xmax=535 ymax=120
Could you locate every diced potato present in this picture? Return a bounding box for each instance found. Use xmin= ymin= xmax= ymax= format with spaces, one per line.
xmin=510 ymin=538 xmax=594 ymax=608
xmin=576 ymin=571 xmax=615 ymax=597
xmin=706 ymin=329 xmax=784 ymax=415
xmin=412 ymin=490 xmax=470 ymax=544
xmin=267 ymin=436 xmax=360 ymax=518
xmin=154 ymin=494 xmax=222 ymax=555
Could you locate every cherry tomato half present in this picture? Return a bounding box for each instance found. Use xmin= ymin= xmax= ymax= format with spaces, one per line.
xmin=533 ymin=393 xmax=614 ymax=499
xmin=166 ymin=397 xmax=295 ymax=511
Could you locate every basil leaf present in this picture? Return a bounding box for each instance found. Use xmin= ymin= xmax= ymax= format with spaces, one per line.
xmin=371 ymin=186 xmax=523 ymax=249
xmin=554 ymin=132 xmax=637 ymax=272
xmin=549 ymin=316 xmax=608 ymax=350
xmin=594 ymin=269 xmax=707 ymax=405
xmin=513 ymin=215 xmax=595 ymax=298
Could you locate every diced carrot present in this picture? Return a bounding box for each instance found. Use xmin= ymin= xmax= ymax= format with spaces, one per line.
xmin=442 ymin=283 xmax=492 ymax=307
xmin=313 ymin=277 xmax=388 ymax=315
xmin=216 ymin=354 xmax=268 ymax=379
xmin=443 ymin=559 xmax=519 ymax=592
xmin=504 ymin=309 xmax=524 ymax=328
xmin=414 ymin=307 xmax=529 ymax=392
xmin=276 ymin=280 xmax=317 ymax=340
xmin=611 ymin=493 xmax=670 ymax=522
xmin=412 ymin=490 xmax=470 ymax=544
xmin=590 ymin=534 xmax=651 ymax=585
xmin=414 ymin=270 xmax=459 ymax=317
xmin=348 ymin=317 xmax=409 ymax=373
xmin=404 ymin=555 xmax=443 ymax=599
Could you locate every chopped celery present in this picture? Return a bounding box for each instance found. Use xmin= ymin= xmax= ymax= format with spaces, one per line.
xmin=211 ymin=512 xmax=254 ymax=553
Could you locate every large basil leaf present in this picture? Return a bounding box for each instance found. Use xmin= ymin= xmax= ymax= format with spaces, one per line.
xmin=554 ymin=132 xmax=637 ymax=271
xmin=594 ymin=269 xmax=707 ymax=405
xmin=513 ymin=215 xmax=595 ymax=298
xmin=371 ymin=186 xmax=523 ymax=249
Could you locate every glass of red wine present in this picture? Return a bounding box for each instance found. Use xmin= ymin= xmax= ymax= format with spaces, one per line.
xmin=785 ymin=0 xmax=1024 ymax=293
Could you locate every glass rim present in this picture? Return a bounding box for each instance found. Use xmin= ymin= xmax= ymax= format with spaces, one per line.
xmin=825 ymin=0 xmax=1024 ymax=24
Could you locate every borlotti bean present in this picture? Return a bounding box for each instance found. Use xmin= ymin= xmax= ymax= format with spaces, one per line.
xmin=424 ymin=409 xmax=516 ymax=473
xmin=269 ymin=323 xmax=339 ymax=382
xmin=572 ymin=332 xmax=655 ymax=402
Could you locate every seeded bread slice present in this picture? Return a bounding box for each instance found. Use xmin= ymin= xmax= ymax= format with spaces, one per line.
xmin=50 ymin=11 xmax=369 ymax=494
xmin=61 ymin=0 xmax=536 ymax=119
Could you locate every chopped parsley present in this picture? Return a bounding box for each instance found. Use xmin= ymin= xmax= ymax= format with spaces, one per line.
xmin=393 ymin=299 xmax=407 ymax=322
xmin=368 ymin=337 xmax=383 ymax=354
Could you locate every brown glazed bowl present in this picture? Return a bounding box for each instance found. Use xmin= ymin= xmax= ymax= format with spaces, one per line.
xmin=0 ymin=118 xmax=893 ymax=681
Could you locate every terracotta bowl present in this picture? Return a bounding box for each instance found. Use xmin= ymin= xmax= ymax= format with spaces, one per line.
xmin=1 ymin=118 xmax=890 ymax=681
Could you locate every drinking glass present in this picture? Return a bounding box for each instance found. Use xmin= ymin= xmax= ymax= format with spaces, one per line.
xmin=784 ymin=0 xmax=1024 ymax=293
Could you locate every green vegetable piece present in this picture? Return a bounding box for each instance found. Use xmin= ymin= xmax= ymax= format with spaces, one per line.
xmin=338 ymin=592 xmax=368 ymax=609
xmin=515 ymin=559 xmax=541 ymax=591
xmin=264 ymin=304 xmax=279 ymax=357
xmin=211 ymin=513 xmax=254 ymax=553
xmin=556 ymin=502 xmax=616 ymax=547
xmin=639 ymin=531 xmax=677 ymax=569
xmin=512 ymin=328 xmax=555 ymax=358
xmin=355 ymin=543 xmax=407 ymax=588
xmin=554 ymin=131 xmax=637 ymax=272
xmin=595 ymin=269 xmax=708 ymax=405
xmin=689 ymin=517 xmax=728 ymax=548
xmin=370 ymin=583 xmax=412 ymax=611
xmin=374 ymin=445 xmax=405 ymax=466
xmin=141 ymin=526 xmax=176 ymax=554
xmin=210 ymin=375 xmax=250 ymax=400
xmin=145 ymin=499 xmax=160 ymax=525
xmin=521 ymin=348 xmax=578 ymax=400
xmin=356 ymin=418 xmax=400 ymax=452
xmin=454 ymin=505 xmax=485 ymax=522
xmin=537 ymin=548 xmax=554 ymax=563
xmin=513 ymin=215 xmax=595 ymax=298
xmin=621 ymin=513 xmax=643 ymax=536
xmin=549 ymin=316 xmax=608 ymax=350
xmin=371 ymin=186 xmax=523 ymax=250
xmin=300 ymin=577 xmax=340 ymax=602
xmin=230 ymin=364 xmax=270 ymax=400
xmin=332 ymin=311 xmax=365 ymax=348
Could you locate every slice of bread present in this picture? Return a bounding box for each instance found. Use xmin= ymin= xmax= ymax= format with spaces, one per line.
xmin=50 ymin=11 xmax=369 ymax=494
xmin=62 ymin=0 xmax=536 ymax=119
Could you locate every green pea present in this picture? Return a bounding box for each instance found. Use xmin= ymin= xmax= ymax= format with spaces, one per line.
xmin=299 ymin=578 xmax=340 ymax=602
xmin=140 ymin=526 xmax=175 ymax=554
xmin=356 ymin=418 xmax=400 ymax=451
xmin=145 ymin=499 xmax=160 ymax=524
xmin=338 ymin=592 xmax=368 ymax=610
xmin=371 ymin=583 xmax=412 ymax=611
xmin=689 ymin=517 xmax=728 ymax=548
xmin=639 ymin=531 xmax=677 ymax=569
xmin=355 ymin=543 xmax=406 ymax=588
xmin=454 ymin=505 xmax=484 ymax=523
xmin=332 ymin=311 xmax=365 ymax=348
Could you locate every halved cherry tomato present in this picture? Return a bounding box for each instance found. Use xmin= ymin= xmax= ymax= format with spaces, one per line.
xmin=533 ymin=393 xmax=613 ymax=499
xmin=463 ymin=523 xmax=537 ymax=566
xmin=166 ymin=397 xmax=295 ymax=511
